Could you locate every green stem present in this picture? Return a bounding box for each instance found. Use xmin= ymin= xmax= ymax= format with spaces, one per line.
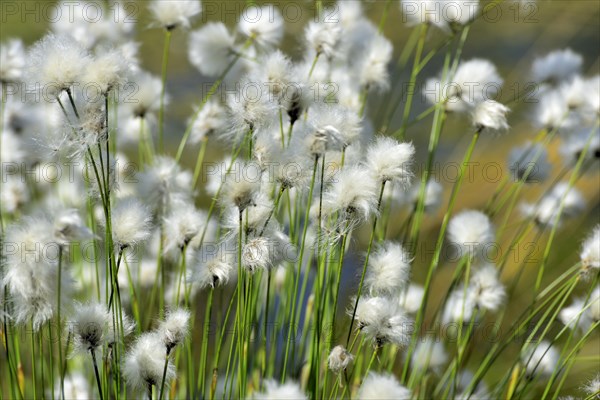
xmin=90 ymin=349 xmax=104 ymax=400
xmin=158 ymin=29 xmax=172 ymax=153
xmin=158 ymin=347 xmax=171 ymax=400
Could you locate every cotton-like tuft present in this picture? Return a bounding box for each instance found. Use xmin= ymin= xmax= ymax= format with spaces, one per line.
xmin=531 ymin=48 xmax=583 ymax=84
xmin=366 ymin=137 xmax=414 ymax=185
xmin=581 ymin=225 xmax=600 ymax=271
xmin=238 ymin=5 xmax=284 ymax=50
xmin=328 ymin=345 xmax=354 ymax=374
xmin=149 ymin=0 xmax=201 ymax=30
xmin=520 ymin=182 xmax=585 ymax=228
xmin=0 ymin=39 xmax=26 ymax=83
xmin=472 ymin=100 xmax=510 ymax=132
xmin=163 ymin=204 xmax=205 ymax=252
xmin=447 ymin=210 xmax=495 ymax=260
xmin=110 ymin=197 xmax=153 ymax=249
xmin=522 ymin=341 xmax=559 ymax=377
xmin=304 ymin=21 xmax=341 ymax=59
xmin=157 ymin=308 xmax=191 ymax=350
xmin=358 ymin=33 xmax=393 ymax=90
xmin=351 ymin=295 xmax=413 ymax=347
xmin=253 ymin=380 xmax=307 ymax=399
xmin=123 ymin=332 xmax=175 ymax=391
xmin=469 ymin=264 xmax=506 ymax=311
xmin=69 ymin=302 xmax=109 ymax=352
xmin=357 ymin=373 xmax=412 ymax=399
xmin=27 ymin=33 xmax=91 ymax=97
xmin=188 ymin=22 xmax=235 ymax=77
xmin=411 ymin=337 xmax=448 ymax=374
xmin=365 ymin=242 xmax=411 ymax=295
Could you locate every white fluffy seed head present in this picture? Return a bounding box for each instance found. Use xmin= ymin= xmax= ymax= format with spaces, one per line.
xmin=110 ymin=198 xmax=153 ymax=249
xmin=560 ymin=127 xmax=600 ymax=167
xmin=328 ymin=345 xmax=354 ymax=374
xmin=351 ymin=295 xmax=413 ymax=347
xmin=137 ymin=156 xmax=193 ymax=212
xmin=399 ymin=284 xmax=425 ymax=314
xmin=123 ymin=332 xmax=175 ymax=391
xmin=238 ymin=5 xmax=284 ymax=50
xmin=447 ymin=210 xmax=495 ymax=259
xmin=472 ymin=100 xmax=510 ymax=132
xmin=158 ymin=308 xmax=191 ymax=350
xmin=70 ymin=302 xmax=109 ymax=352
xmin=27 ymin=33 xmax=91 ymax=97
xmin=149 ymin=0 xmax=201 ymax=30
xmin=190 ymin=100 xmax=228 ymax=144
xmin=469 ymin=264 xmax=506 ymax=312
xmin=581 ymin=225 xmax=600 ymax=271
xmin=0 ymin=39 xmax=26 ymax=83
xmin=366 ymin=137 xmax=415 ymax=184
xmin=532 ymin=48 xmax=583 ymax=84
xmin=163 ymin=204 xmax=205 ymax=252
xmin=53 ymin=208 xmax=93 ymax=246
xmin=83 ymin=49 xmax=129 ymax=95
xmin=357 ymin=373 xmax=412 ymax=400
xmin=223 ymin=166 xmax=261 ymax=211
xmin=308 ymin=103 xmax=362 ymax=151
xmin=253 ymin=380 xmax=307 ymax=399
xmin=188 ymin=22 xmax=235 ymax=77
xmin=358 ymin=33 xmax=393 ymax=90
xmin=522 ymin=341 xmax=559 ymax=377
xmin=195 ymin=249 xmax=235 ymax=289
xmin=304 ymin=20 xmax=341 ymax=59
xmin=365 ymin=242 xmax=411 ymax=296
xmin=521 ymin=182 xmax=586 ymax=228
xmin=411 ymin=337 xmax=448 ymax=374
xmin=442 ymin=288 xmax=477 ymax=324
xmin=320 ymin=165 xmax=379 ymax=226
xmin=128 ymin=71 xmax=162 ymax=117
xmin=559 ymin=298 xmax=592 ymax=332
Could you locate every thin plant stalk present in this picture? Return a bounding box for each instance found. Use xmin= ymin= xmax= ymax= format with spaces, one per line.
xmin=157 ymin=29 xmax=172 ymax=152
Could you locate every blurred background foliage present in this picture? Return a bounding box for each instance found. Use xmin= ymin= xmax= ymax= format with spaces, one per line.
xmin=2 ymin=0 xmax=599 ymax=395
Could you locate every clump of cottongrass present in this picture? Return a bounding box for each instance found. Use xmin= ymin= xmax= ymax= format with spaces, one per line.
xmin=123 ymin=332 xmax=175 ymax=396
xmin=411 ymin=337 xmax=448 ymax=375
xmin=188 ymin=22 xmax=235 ymax=77
xmin=149 ymin=0 xmax=201 ymax=30
xmin=351 ymin=295 xmax=413 ymax=347
xmin=364 ymin=242 xmax=411 ymax=295
xmin=365 ymin=137 xmax=415 ymax=185
xmin=328 ymin=345 xmax=354 ymax=375
xmin=447 ymin=210 xmax=495 ymax=260
xmin=109 ymin=197 xmax=153 ymax=251
xmin=508 ymin=142 xmax=552 ymax=183
xmin=253 ymin=380 xmax=306 ymax=399
xmin=357 ymin=372 xmax=412 ymax=399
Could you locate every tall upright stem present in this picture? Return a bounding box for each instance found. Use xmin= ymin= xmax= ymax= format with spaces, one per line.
xmin=158 ymin=29 xmax=172 ymax=153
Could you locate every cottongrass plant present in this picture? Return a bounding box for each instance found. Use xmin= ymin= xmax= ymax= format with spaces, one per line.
xmin=1 ymin=1 xmax=599 ymax=399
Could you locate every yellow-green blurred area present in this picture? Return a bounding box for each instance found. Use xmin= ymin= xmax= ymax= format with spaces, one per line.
xmin=3 ymin=0 xmax=599 ymax=395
